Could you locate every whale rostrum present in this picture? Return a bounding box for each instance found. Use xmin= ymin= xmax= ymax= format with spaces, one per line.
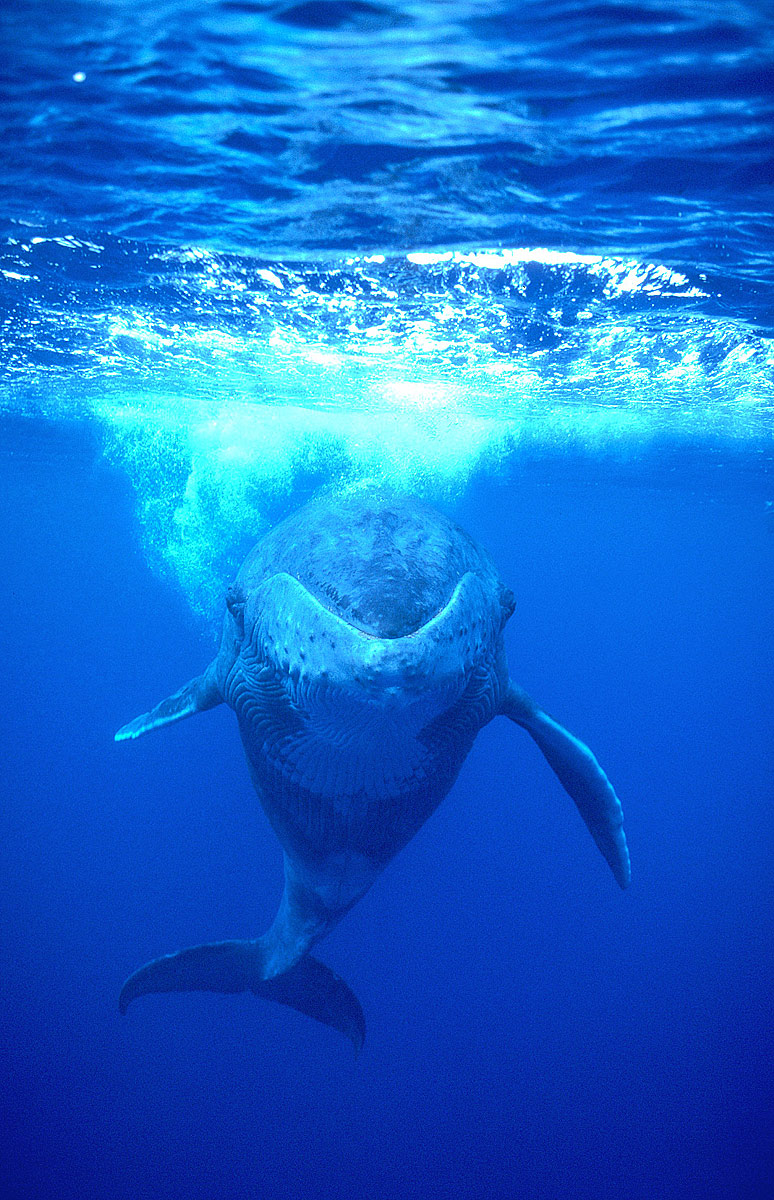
xmin=116 ymin=492 xmax=630 ymax=1050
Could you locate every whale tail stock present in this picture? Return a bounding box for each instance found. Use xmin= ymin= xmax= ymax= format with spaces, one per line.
xmin=115 ymin=667 xmax=366 ymax=1050
xmin=120 ymin=867 xmax=366 ymax=1051
xmin=119 ymin=940 xmax=366 ymax=1052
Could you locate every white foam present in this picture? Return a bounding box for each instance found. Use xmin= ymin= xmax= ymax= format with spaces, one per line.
xmin=3 ymin=244 xmax=770 ymax=620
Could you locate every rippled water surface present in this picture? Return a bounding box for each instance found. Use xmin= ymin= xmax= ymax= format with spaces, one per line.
xmin=3 ymin=1 xmax=773 ymax=275
xmin=3 ymin=0 xmax=773 ymax=608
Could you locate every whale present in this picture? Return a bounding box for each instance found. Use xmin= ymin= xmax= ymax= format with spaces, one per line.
xmin=116 ymin=490 xmax=630 ymax=1049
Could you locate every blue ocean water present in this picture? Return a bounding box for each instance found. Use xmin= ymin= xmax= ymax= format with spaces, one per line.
xmin=1 ymin=2 xmax=773 ymax=1198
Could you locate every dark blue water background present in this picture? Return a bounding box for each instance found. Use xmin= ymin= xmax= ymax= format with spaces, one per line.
xmin=1 ymin=2 xmax=773 ymax=1198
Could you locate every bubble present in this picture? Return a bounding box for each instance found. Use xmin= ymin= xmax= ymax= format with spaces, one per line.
xmin=4 ymin=244 xmax=771 ymax=623
xmin=99 ymin=389 xmax=514 ymax=623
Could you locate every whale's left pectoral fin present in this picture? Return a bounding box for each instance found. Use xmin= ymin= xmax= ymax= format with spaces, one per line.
xmin=115 ymin=661 xmax=222 ymax=742
xmin=501 ymin=683 xmax=631 ymax=889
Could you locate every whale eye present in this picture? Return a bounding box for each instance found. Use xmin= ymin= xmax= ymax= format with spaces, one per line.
xmin=226 ymin=586 xmax=245 ymax=634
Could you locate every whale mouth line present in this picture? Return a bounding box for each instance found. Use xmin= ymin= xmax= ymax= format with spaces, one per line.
xmin=253 ymin=570 xmax=473 ymax=643
xmin=287 ymin=578 xmax=454 ymax=642
xmin=239 ymin=570 xmax=496 ymax=710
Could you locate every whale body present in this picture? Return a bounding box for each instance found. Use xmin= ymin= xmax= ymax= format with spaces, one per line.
xmin=116 ymin=491 xmax=630 ymax=1049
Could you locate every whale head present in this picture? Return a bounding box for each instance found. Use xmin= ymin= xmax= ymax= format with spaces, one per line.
xmin=227 ymin=569 xmax=507 ymax=733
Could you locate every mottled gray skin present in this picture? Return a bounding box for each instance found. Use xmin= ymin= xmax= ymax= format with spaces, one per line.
xmin=221 ymin=491 xmax=514 ymax=868
xmin=116 ymin=489 xmax=629 ymax=1048
xmin=232 ymin=490 xmax=512 ymax=639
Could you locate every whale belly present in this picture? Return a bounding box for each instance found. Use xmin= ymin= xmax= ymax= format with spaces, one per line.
xmin=225 ymin=656 xmax=500 ymax=865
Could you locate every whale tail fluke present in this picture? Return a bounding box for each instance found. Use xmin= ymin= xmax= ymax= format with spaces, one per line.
xmin=119 ymin=940 xmax=365 ymax=1052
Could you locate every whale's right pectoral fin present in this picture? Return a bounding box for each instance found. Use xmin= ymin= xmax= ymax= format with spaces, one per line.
xmin=115 ymin=662 xmax=222 ymax=742
xmin=501 ymin=683 xmax=631 ymax=889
